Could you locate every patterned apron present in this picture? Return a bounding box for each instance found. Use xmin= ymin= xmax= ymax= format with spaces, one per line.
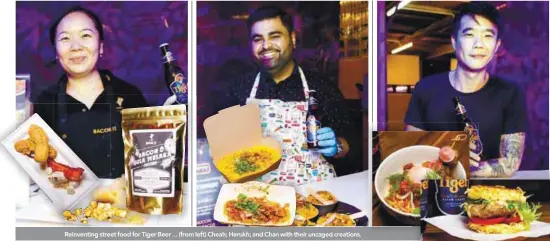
xmin=246 ymin=67 xmax=336 ymax=186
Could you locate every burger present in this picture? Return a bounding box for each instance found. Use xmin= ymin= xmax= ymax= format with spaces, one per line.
xmin=463 ymin=185 xmax=541 ymax=234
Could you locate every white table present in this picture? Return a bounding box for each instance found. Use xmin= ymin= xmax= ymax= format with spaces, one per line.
xmin=295 ymin=171 xmax=370 ymax=219
xmin=15 ymin=181 xmax=191 ymax=227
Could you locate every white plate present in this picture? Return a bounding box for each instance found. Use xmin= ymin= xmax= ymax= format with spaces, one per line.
xmin=375 ymin=145 xmax=467 ymax=218
xmin=425 ymin=215 xmax=550 ymax=241
xmin=213 ymin=181 xmax=296 ymax=226
xmin=2 ymin=113 xmax=100 ymax=211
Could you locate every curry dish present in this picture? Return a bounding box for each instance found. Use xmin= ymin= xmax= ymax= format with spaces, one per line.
xmin=215 ymin=146 xmax=281 ymax=183
xmin=292 ymin=218 xmax=316 ymax=226
xmin=296 ymin=194 xmax=319 ymax=220
xmin=224 ymin=194 xmax=291 ymax=225
xmin=306 ymin=191 xmax=337 ymax=205
xmin=317 ymin=213 xmax=356 ymax=226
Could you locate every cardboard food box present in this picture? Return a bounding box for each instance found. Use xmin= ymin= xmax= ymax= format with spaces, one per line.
xmin=204 ymin=104 xmax=282 ymax=183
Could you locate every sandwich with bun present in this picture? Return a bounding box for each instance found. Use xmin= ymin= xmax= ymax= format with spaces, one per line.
xmin=463 ymin=185 xmax=541 ymax=234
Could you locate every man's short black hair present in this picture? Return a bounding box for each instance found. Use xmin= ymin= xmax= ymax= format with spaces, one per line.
xmin=452 ymin=2 xmax=502 ymax=38
xmin=49 ymin=6 xmax=104 ymax=46
xmin=246 ymin=5 xmax=294 ymax=36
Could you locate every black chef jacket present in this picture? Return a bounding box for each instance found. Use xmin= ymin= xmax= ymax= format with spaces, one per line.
xmin=33 ymin=69 xmax=148 ymax=178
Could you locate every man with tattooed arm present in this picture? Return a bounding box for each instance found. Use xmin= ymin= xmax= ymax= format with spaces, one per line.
xmin=404 ymin=2 xmax=527 ymax=178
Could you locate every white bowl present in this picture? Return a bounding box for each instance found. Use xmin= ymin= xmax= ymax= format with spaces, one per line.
xmin=374 ymin=145 xmax=466 ymax=224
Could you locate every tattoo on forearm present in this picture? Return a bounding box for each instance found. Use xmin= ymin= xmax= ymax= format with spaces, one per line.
xmin=471 ymin=133 xmax=526 ymax=177
xmin=501 ymin=133 xmax=525 ymax=173
xmin=471 ymin=158 xmax=507 ymax=177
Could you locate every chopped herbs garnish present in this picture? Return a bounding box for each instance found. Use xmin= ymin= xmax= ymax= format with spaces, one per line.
xmin=261 ymin=185 xmax=271 ymax=194
xmin=386 ymin=173 xmax=405 ymax=182
xmin=386 ymin=173 xmax=405 ymax=194
xmin=235 ymin=194 xmax=259 ymax=214
xmin=412 ymin=208 xmax=420 ymax=214
xmin=234 ymin=159 xmax=258 ymax=174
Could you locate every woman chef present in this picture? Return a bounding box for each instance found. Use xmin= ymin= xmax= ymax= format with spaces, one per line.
xmin=34 ymin=6 xmax=148 ymax=178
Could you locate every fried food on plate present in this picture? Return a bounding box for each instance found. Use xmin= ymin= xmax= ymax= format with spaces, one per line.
xmin=14 ymin=139 xmax=35 ymax=155
xmin=13 ymin=124 xmax=82 ymax=195
xmin=48 ymin=145 xmax=57 ymax=159
xmin=29 ymin=124 xmax=48 ymax=144
xmin=33 ymin=144 xmax=49 ymax=163
xmin=14 ymin=139 xmax=57 ymax=160
xmin=29 ymin=124 xmax=50 ymax=163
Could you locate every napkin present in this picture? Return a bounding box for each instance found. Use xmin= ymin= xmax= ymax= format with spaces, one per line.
xmin=424 ymin=215 xmax=550 ymax=241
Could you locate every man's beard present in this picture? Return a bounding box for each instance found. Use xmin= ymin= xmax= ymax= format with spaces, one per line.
xmin=257 ymin=44 xmax=293 ymax=74
xmin=262 ymin=57 xmax=279 ymax=70
xmin=259 ymin=53 xmax=292 ymax=75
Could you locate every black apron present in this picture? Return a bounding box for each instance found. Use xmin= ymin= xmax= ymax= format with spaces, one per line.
xmin=56 ymin=75 xmax=124 ymax=178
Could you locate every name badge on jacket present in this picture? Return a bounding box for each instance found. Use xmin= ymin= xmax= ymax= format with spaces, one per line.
xmin=93 ymin=126 xmax=117 ymax=135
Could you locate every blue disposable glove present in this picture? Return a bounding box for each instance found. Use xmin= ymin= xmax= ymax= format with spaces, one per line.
xmin=316 ymin=127 xmax=338 ymax=157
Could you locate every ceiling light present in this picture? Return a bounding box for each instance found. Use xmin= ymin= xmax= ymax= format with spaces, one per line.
xmin=398 ymin=0 xmax=413 ymax=10
xmin=391 ymin=42 xmax=413 ymax=54
xmin=496 ymin=3 xmax=507 ymax=10
xmin=386 ymin=6 xmax=396 ymax=17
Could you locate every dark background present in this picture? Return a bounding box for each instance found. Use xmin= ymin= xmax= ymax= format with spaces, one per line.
xmin=196 ymin=1 xmax=346 ymax=138
xmin=16 ymin=1 xmax=188 ymax=107
xmin=196 ymin=1 xmax=367 ymax=174
xmin=378 ymin=1 xmax=549 ymax=171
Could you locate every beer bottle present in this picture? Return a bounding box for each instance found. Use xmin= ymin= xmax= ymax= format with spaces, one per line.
xmin=306 ymin=90 xmax=321 ymax=149
xmin=439 ymin=146 xmax=457 ymax=178
xmin=420 ymin=180 xmax=435 ymax=237
xmin=160 ymin=43 xmax=187 ymax=104
xmin=435 ymin=179 xmax=468 ymax=216
xmin=453 ymin=97 xmax=483 ymax=159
